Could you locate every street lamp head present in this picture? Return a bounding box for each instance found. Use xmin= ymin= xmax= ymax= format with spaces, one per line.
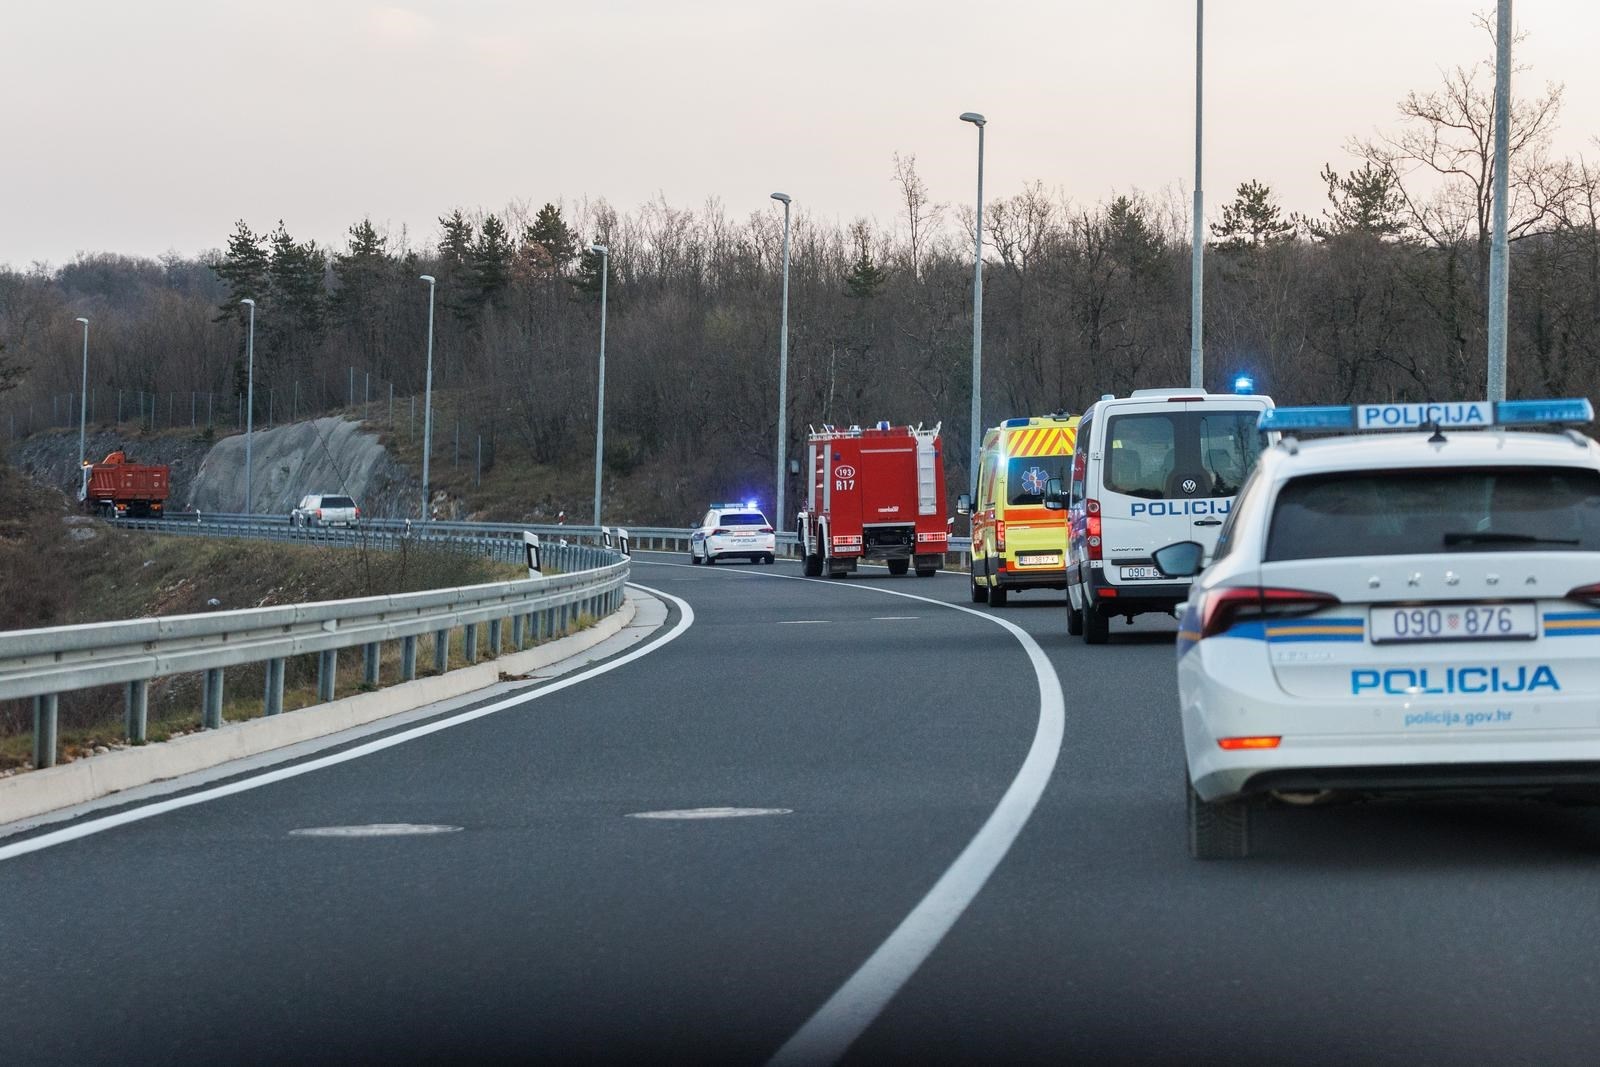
xmin=589 ymin=243 xmax=608 ymax=255
xmin=239 ymin=298 xmax=255 ymax=307
xmin=770 ymin=192 xmax=791 ymax=205
xmin=959 ymin=112 xmax=987 ymax=127
xmin=419 ymin=274 xmax=436 ymax=285
xmin=75 ymin=317 xmax=88 ymax=325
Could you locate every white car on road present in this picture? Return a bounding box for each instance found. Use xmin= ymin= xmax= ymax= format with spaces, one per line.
xmin=1162 ymin=398 xmax=1600 ymax=859
xmin=290 ymin=494 xmax=361 ymax=527
xmin=690 ymin=504 xmax=776 ymax=565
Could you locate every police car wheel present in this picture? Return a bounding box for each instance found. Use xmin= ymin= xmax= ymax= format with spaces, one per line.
xmin=1083 ymin=604 xmax=1109 ymax=644
xmin=1067 ymin=606 xmax=1084 ymax=636
xmin=705 ymin=554 xmax=716 ymax=566
xmin=690 ymin=552 xmax=701 ymax=565
xmin=1187 ymin=777 xmax=1250 ymax=860
xmin=763 ymin=554 xmax=775 ymax=565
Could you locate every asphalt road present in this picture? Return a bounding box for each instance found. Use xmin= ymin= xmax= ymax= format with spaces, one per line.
xmin=3 ymin=552 xmax=1599 ymax=1066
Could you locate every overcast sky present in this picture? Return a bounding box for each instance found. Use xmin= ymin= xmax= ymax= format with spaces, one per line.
xmin=4 ymin=0 xmax=1596 ymax=268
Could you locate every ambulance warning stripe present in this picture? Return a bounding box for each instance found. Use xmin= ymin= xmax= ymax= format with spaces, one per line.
xmin=1007 ymin=426 xmax=1076 ymax=457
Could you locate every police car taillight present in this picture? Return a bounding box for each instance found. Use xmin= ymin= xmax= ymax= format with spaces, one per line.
xmin=1198 ymin=586 xmax=1339 ymax=639
xmin=1565 ymin=582 xmax=1600 ymax=606
xmin=760 ymin=527 xmax=774 ymax=534
xmin=1084 ymin=499 xmax=1102 ymax=560
xmin=713 ymin=528 xmax=730 ymax=536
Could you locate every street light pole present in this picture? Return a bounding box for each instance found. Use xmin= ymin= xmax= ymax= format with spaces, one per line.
xmin=960 ymin=112 xmax=986 ymax=487
xmin=590 ymin=244 xmax=610 ymax=527
xmin=74 ymin=317 xmax=89 ymax=477
xmin=419 ymin=274 xmax=437 ymax=520
xmin=1487 ymin=0 xmax=1513 ymax=402
xmin=239 ymin=299 xmax=256 ymax=513
xmin=1190 ymin=0 xmax=1206 ymax=390
xmin=771 ymin=192 xmax=792 ymax=532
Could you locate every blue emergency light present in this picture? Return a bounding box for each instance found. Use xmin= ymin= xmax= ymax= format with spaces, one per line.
xmin=1259 ymin=397 xmax=1594 ymax=433
xmin=1233 ymin=375 xmax=1255 ymax=395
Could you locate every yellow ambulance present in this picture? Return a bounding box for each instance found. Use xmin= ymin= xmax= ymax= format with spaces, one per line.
xmin=958 ymin=412 xmax=1079 ymax=606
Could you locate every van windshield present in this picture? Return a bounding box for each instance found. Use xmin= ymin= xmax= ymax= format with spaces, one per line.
xmin=1266 ymin=467 xmax=1600 ymax=560
xmin=1103 ymin=410 xmax=1263 ymax=500
xmin=1007 ymin=456 xmax=1069 ymax=506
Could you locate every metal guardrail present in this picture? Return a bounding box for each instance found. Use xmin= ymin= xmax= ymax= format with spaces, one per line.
xmin=128 ymin=513 xmax=975 ymax=565
xmin=2 ymin=531 xmax=629 ymax=770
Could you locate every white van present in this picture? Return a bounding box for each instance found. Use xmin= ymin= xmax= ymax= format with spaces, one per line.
xmin=1060 ymin=389 xmax=1273 ymax=644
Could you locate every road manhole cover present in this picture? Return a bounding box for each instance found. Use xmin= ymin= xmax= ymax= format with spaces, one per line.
xmin=289 ymin=823 xmax=464 ymax=837
xmin=626 ymin=807 xmax=793 ymax=820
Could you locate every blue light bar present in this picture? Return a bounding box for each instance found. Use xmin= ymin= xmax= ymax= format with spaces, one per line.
xmin=1258 ymin=397 xmax=1595 ymax=433
xmin=1233 ymin=375 xmax=1255 ymax=395
xmin=1257 ymin=406 xmax=1355 ymax=432
xmin=1003 ymin=417 xmax=1031 ymax=428
xmin=1495 ymin=398 xmax=1594 ymax=425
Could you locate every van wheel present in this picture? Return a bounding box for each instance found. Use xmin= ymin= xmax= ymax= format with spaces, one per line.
xmin=989 ymin=586 xmax=1009 ymax=607
xmin=1188 ymin=777 xmax=1250 ymax=860
xmin=1083 ymin=604 xmax=1109 ymax=644
xmin=887 ymin=558 xmax=909 ymax=576
xmin=1067 ymin=606 xmax=1084 ymax=636
xmin=969 ymin=567 xmax=989 ymax=603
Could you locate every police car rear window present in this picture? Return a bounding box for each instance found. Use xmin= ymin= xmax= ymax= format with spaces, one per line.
xmin=1265 ymin=467 xmax=1600 ymax=561
xmin=718 ymin=513 xmax=767 ymax=527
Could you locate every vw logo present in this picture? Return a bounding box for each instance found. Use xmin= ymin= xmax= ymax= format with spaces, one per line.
xmin=835 ymin=464 xmax=857 ymax=478
xmin=1181 ymin=478 xmax=1198 ymax=494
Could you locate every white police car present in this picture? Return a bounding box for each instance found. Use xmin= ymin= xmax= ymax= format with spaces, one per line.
xmin=690 ymin=503 xmax=777 ymax=565
xmin=1159 ymin=398 xmax=1600 ymax=859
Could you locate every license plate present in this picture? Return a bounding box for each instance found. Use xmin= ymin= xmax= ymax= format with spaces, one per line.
xmin=1369 ymin=603 xmax=1537 ymax=643
xmin=1119 ymin=566 xmax=1164 ymax=580
xmin=1018 ymin=554 xmax=1060 ymax=567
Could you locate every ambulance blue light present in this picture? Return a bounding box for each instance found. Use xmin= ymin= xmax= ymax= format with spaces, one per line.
xmin=1257 ymin=406 xmax=1356 ymax=431
xmin=1004 ymin=417 xmax=1031 ymax=428
xmin=1494 ymin=398 xmax=1594 ymax=425
xmin=1233 ymin=375 xmax=1255 ymax=395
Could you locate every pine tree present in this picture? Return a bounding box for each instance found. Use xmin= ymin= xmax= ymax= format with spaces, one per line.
xmin=524 ymin=203 xmax=579 ymax=277
xmin=844 ymin=225 xmax=887 ymax=299
xmin=1210 ymin=180 xmax=1296 ymax=248
xmin=472 ymin=215 xmax=514 ymax=309
xmin=1304 ymin=163 xmax=1406 ymax=240
xmin=213 ymin=220 xmax=268 ymax=321
xmin=570 ymin=240 xmax=613 ymax=301
xmin=332 ymin=217 xmax=391 ymax=326
xmin=436 ymin=209 xmax=476 ymax=320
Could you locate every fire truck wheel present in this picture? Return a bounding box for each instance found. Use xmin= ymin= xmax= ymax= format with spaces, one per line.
xmin=887 ymin=558 xmax=909 ymax=576
xmin=989 ymin=585 xmax=1009 ymax=607
xmin=1084 ymin=603 xmax=1110 ymax=645
xmin=1067 ymin=606 xmax=1085 ymax=636
xmin=803 ymin=552 xmax=822 ymax=577
xmin=915 ymin=565 xmax=937 ymax=578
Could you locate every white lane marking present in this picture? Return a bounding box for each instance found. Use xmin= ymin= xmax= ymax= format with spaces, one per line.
xmin=635 ymin=559 xmax=1065 ymax=1066
xmin=777 ymin=620 xmax=828 ymax=625
xmin=289 ymin=823 xmax=463 ymax=837
xmin=0 ymin=584 xmax=694 ymax=864
xmin=870 ymin=616 xmax=920 ymax=621
xmin=626 ymin=807 xmax=793 ymax=820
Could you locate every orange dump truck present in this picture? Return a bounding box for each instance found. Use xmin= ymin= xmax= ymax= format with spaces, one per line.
xmin=81 ymin=450 xmax=169 ymax=518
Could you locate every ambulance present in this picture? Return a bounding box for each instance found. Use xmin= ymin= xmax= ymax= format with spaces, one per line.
xmin=957 ymin=412 xmax=1079 ymax=606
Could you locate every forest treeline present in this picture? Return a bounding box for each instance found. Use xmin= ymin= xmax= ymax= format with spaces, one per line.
xmin=2 ymin=22 xmax=1597 ymax=495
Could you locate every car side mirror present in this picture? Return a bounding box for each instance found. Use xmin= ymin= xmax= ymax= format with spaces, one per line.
xmin=955 ymin=493 xmax=971 ymax=516
xmin=1152 ymin=541 xmax=1205 ymax=578
xmin=1044 ymin=478 xmax=1066 ymax=511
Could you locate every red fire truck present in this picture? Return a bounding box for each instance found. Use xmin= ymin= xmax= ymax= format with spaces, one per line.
xmin=795 ymin=422 xmax=947 ymax=578
xmin=80 ymin=450 xmax=169 ymax=519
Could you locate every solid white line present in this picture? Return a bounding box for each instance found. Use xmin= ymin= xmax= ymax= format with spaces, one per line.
xmin=634 ymin=559 xmax=1066 ymax=1065
xmin=0 ymin=583 xmax=694 ymax=865
xmin=777 ymin=620 xmax=829 ymax=625
xmin=870 ymin=616 xmax=920 ymax=621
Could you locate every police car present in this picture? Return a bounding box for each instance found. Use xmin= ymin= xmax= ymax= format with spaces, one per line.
xmin=689 ymin=503 xmax=777 ymax=565
xmin=1158 ymin=398 xmax=1600 ymax=859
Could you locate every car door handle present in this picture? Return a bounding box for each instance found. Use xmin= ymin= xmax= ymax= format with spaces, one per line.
xmin=1193 ymin=519 xmax=1223 ymax=527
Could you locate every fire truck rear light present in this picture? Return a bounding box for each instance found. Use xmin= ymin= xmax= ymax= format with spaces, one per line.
xmin=1218 ymin=736 xmax=1281 ymax=750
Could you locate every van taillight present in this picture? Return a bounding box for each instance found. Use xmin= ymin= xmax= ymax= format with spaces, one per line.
xmin=996 ymin=520 xmax=1006 ymax=551
xmin=1084 ymin=499 xmax=1102 ymax=561
xmin=1197 ymin=587 xmax=1339 ymax=639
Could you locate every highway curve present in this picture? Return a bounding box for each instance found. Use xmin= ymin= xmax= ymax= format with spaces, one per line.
xmin=2 ymin=553 xmax=1599 ymax=1066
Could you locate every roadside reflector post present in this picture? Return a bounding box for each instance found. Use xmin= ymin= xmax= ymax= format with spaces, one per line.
xmin=33 ymin=694 xmax=58 ymax=769
xmin=202 ymin=667 xmax=224 ymax=729
xmin=264 ymin=659 xmax=285 ymax=716
xmin=433 ymin=629 xmax=449 ymax=674
xmin=401 ymin=637 xmax=418 ymax=681
xmin=464 ymin=623 xmax=479 ymax=665
xmin=362 ymin=642 xmax=380 ymax=687
xmin=125 ymin=680 xmax=149 ymax=742
xmin=488 ymin=618 xmax=502 ymax=658
xmin=317 ymin=651 xmax=337 ymax=703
